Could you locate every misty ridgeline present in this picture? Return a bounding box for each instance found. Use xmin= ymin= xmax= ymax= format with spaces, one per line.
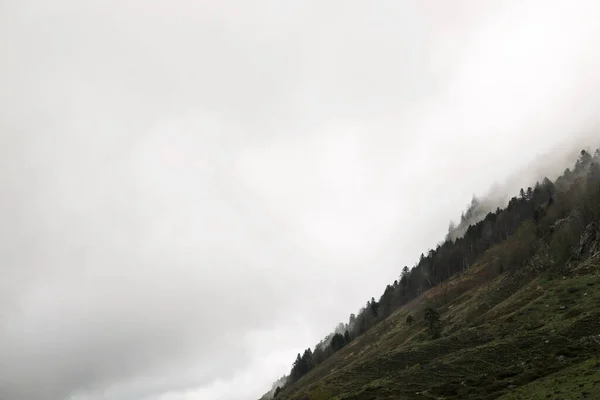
xmin=262 ymin=148 xmax=600 ymax=399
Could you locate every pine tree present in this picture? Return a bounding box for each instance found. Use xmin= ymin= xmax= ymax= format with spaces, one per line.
xmin=370 ymin=297 xmax=379 ymax=317
xmin=331 ymin=333 xmax=345 ymax=352
xmin=424 ymin=307 xmax=441 ymax=339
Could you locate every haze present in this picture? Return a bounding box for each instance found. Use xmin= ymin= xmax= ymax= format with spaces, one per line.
xmin=2 ymin=1 xmax=600 ymax=399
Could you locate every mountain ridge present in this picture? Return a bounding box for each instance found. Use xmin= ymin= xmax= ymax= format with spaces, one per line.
xmin=261 ymin=147 xmax=600 ymax=400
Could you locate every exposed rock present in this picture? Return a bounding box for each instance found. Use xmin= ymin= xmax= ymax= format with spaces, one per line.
xmin=579 ymin=222 xmax=600 ymax=256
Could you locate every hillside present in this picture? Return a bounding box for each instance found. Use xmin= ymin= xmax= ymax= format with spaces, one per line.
xmin=264 ymin=149 xmax=600 ymax=400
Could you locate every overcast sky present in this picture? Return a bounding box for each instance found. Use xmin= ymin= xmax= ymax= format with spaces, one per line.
xmin=2 ymin=1 xmax=600 ymax=399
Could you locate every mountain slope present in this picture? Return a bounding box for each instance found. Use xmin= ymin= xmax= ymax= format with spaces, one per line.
xmin=279 ymin=243 xmax=600 ymax=400
xmin=268 ymin=149 xmax=600 ymax=400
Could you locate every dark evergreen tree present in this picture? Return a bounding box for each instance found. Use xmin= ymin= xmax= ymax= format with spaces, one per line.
xmin=348 ymin=313 xmax=356 ymax=327
xmin=290 ymin=353 xmax=303 ymax=381
xmin=370 ymin=297 xmax=379 ymax=318
xmin=575 ymin=149 xmax=593 ymax=174
xmin=424 ymin=307 xmax=441 ymax=339
xmin=302 ymin=349 xmax=313 ymax=371
xmin=331 ymin=333 xmax=345 ymax=352
xmin=588 ymin=162 xmax=600 ymax=186
xmin=312 ymin=345 xmax=325 ymax=365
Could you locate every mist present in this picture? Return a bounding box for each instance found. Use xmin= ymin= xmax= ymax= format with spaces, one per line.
xmin=2 ymin=1 xmax=600 ymax=399
xmin=446 ymin=135 xmax=600 ymax=242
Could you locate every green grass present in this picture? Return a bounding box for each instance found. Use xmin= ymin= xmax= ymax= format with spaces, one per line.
xmin=498 ymin=358 xmax=600 ymax=400
xmin=276 ymin=250 xmax=600 ymax=400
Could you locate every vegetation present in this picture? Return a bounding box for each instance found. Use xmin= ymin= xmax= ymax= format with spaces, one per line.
xmin=331 ymin=333 xmax=346 ymax=352
xmin=260 ymin=148 xmax=600 ymax=399
xmin=289 ymin=349 xmax=315 ymax=383
xmin=423 ymin=307 xmax=441 ymax=339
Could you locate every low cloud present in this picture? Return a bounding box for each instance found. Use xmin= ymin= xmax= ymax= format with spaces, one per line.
xmin=2 ymin=1 xmax=600 ymax=399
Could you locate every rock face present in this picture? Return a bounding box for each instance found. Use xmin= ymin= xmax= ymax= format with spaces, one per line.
xmin=579 ymin=222 xmax=600 ymax=256
xmin=552 ymin=211 xmax=579 ymax=232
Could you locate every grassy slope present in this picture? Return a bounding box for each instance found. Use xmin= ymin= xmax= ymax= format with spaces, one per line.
xmin=277 ymin=248 xmax=600 ymax=400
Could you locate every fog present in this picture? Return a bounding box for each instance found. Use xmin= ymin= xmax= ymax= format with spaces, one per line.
xmin=2 ymin=1 xmax=600 ymax=399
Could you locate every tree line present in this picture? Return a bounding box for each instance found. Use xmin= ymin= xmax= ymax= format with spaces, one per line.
xmin=275 ymin=148 xmax=600 ymax=393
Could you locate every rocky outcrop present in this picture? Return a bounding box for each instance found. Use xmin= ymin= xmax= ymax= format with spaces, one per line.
xmin=579 ymin=222 xmax=600 ymax=256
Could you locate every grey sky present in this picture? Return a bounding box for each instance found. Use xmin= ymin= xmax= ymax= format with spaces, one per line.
xmin=2 ymin=1 xmax=600 ymax=399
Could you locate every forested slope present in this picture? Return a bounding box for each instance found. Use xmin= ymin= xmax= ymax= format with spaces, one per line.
xmin=262 ymin=149 xmax=600 ymax=400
